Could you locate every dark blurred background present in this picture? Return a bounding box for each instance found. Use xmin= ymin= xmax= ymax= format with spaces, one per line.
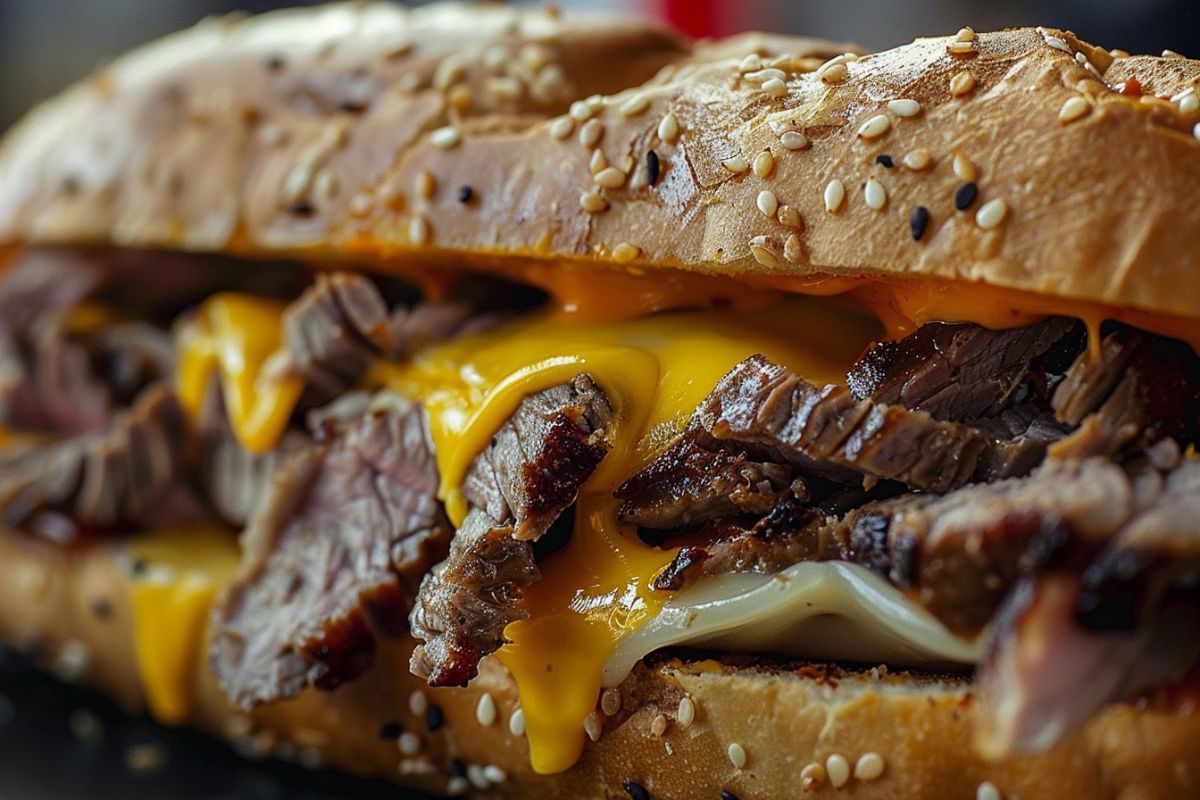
xmin=2 ymin=0 xmax=1198 ymax=129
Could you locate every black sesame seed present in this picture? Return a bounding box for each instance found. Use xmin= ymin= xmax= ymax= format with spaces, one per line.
xmin=623 ymin=780 xmax=652 ymax=800
xmin=128 ymin=558 xmax=148 ymax=578
xmin=720 ymin=792 xmax=742 ymax=800
xmin=450 ymin=759 xmax=465 ymax=778
xmin=90 ymin=599 xmax=113 ymax=620
xmin=457 ymin=185 xmax=474 ymax=204
xmin=338 ymin=100 xmax=368 ymax=114
xmin=910 ymin=205 xmax=931 ymax=241
xmin=378 ymin=722 xmax=401 ymax=739
xmin=646 ymin=149 xmax=661 ymax=186
xmin=426 ymin=704 xmax=445 ymax=732
xmin=954 ymin=182 xmax=978 ymax=210
xmin=289 ymin=200 xmax=316 ymax=217
xmin=265 ymin=54 xmax=286 ymax=72
xmin=874 ymin=154 xmax=894 ymax=168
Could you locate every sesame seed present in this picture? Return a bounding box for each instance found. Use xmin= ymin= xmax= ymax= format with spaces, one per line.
xmin=458 ymin=185 xmax=473 ymax=204
xmin=1171 ymin=86 xmax=1196 ymax=102
xmin=475 ymin=693 xmax=496 ymax=726
xmin=727 ymin=742 xmax=747 ymax=769
xmin=1163 ymin=49 xmax=1185 ymax=59
xmin=584 ymin=711 xmax=603 ymax=741
xmin=749 ymin=237 xmax=781 ymax=268
xmin=952 ymin=152 xmax=976 ymax=181
xmin=977 ymin=781 xmax=1003 ymax=800
xmin=378 ymin=721 xmax=401 ymax=739
xmin=613 ymin=243 xmax=640 ymax=264
xmin=955 ymin=26 xmax=977 ymax=42
xmin=818 ymin=61 xmax=848 ymax=83
xmin=124 ymin=743 xmax=167 ymax=773
xmin=650 ymin=713 xmax=669 ymax=737
xmin=467 ymin=764 xmax=489 ymax=790
xmin=430 ymin=126 xmax=461 ymax=149
xmin=68 ymin=708 xmax=104 ymax=745
xmin=594 ymin=167 xmax=627 ymax=189
xmin=784 ymin=232 xmax=802 ymax=262
xmin=409 ymin=215 xmax=429 ymax=246
xmin=408 ymin=690 xmax=428 ymax=716
xmin=824 ymin=179 xmax=846 ymax=212
xmin=589 ymin=148 xmax=608 ymax=175
xmin=739 ymin=53 xmax=764 ymax=73
xmin=910 ymin=206 xmax=931 ymax=240
xmin=857 ymin=113 xmax=891 ymax=139
xmin=425 ymin=704 xmax=444 ymax=732
xmin=950 ymin=70 xmax=976 ymax=97
xmin=864 ymin=178 xmax=887 ymax=210
xmin=801 ymin=762 xmax=826 ymax=791
xmin=623 ymin=779 xmax=652 ymax=800
xmin=483 ymin=765 xmax=508 ymax=784
xmin=720 ymin=792 xmax=741 ymax=800
xmin=826 ymin=754 xmax=850 ymax=789
xmin=54 ymin=640 xmax=90 ymax=682
xmin=446 ymin=777 xmax=469 ymax=796
xmin=903 ymin=148 xmax=933 ymax=170
xmin=349 ymin=192 xmax=373 ymax=217
xmin=398 ymin=731 xmax=422 ymax=756
xmin=509 ymin=708 xmax=525 ymax=736
xmin=757 ymin=189 xmax=779 ymax=217
xmin=744 ymin=67 xmax=787 ymax=84
xmin=601 ymin=688 xmax=622 ymax=716
xmin=887 ymin=98 xmax=922 ymax=118
xmin=620 ymin=93 xmax=651 ymax=116
xmin=486 ymin=77 xmax=521 ymax=103
xmin=677 ymin=696 xmax=695 ymax=727
xmin=954 ymin=182 xmax=978 ymax=210
xmin=976 ymin=197 xmax=1008 ymax=229
xmin=579 ymin=119 xmax=603 ymax=148
xmin=580 ymin=191 xmax=609 ymax=213
xmin=722 ymin=155 xmax=750 ymax=174
xmin=875 ymin=154 xmax=894 ymax=168
xmin=947 ymin=40 xmax=977 ymax=56
xmin=854 ymin=752 xmax=886 ymax=781
xmin=570 ymin=100 xmax=596 ymax=121
xmin=761 ymin=78 xmax=788 ymax=97
xmin=780 ymin=131 xmax=809 ymax=150
xmin=777 ymin=204 xmax=803 ymax=229
xmin=550 ymin=116 xmax=575 ymax=140
xmin=1059 ymin=95 xmax=1091 ymax=123
xmin=1194 ymin=121 xmax=1200 ymax=140
xmin=646 ymin=150 xmax=661 ymax=185
xmin=658 ymin=112 xmax=680 ymax=144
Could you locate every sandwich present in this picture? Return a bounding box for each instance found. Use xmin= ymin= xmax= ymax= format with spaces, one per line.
xmin=0 ymin=3 xmax=1198 ymax=798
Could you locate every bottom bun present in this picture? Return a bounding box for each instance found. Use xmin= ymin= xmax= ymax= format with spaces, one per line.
xmin=0 ymin=528 xmax=1197 ymax=799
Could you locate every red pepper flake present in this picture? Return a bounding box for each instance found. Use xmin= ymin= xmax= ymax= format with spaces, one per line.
xmin=1120 ymin=77 xmax=1143 ymax=96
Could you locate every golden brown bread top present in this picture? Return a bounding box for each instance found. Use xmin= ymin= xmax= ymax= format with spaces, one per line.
xmin=2 ymin=526 xmax=1198 ymax=800
xmin=1 ymin=4 xmax=1200 ymax=318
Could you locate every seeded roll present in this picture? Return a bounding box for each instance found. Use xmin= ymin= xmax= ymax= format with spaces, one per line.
xmin=1 ymin=9 xmax=1200 ymax=318
xmin=1 ymin=528 xmax=1197 ymax=800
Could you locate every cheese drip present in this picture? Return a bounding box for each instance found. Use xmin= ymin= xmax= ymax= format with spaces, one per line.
xmin=176 ymin=293 xmax=303 ymax=455
xmin=373 ymin=299 xmax=880 ymax=773
xmin=125 ymin=524 xmax=240 ymax=725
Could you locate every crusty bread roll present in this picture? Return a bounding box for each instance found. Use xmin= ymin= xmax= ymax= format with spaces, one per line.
xmin=1 ymin=4 xmax=1198 ymax=317
xmin=2 ymin=527 xmax=1198 ymax=800
xmin=3 ymin=5 xmax=1200 ymax=800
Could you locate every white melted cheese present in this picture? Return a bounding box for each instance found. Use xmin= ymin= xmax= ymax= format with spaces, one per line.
xmin=604 ymin=561 xmax=983 ymax=687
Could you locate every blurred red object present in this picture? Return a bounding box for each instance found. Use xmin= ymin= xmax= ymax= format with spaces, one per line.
xmin=661 ymin=0 xmax=720 ymax=38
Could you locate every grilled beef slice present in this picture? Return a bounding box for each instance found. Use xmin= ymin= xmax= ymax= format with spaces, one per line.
xmin=0 ymin=383 xmax=192 ymax=531
xmin=283 ymin=271 xmax=484 ymax=401
xmin=211 ymin=391 xmax=450 ymax=708
xmin=847 ymin=318 xmax=1081 ymax=421
xmin=410 ymin=375 xmax=613 ymax=687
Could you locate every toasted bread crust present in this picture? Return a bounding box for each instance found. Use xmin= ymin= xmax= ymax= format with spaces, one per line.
xmin=2 ymin=528 xmax=1198 ymax=800
xmin=4 ymin=5 xmax=1199 ymax=317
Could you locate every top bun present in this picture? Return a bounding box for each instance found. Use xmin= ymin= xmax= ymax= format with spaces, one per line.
xmin=1 ymin=4 xmax=1199 ymax=318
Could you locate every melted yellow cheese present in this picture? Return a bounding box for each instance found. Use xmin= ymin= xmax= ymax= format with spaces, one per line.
xmin=372 ymin=299 xmax=880 ymax=773
xmin=175 ymin=293 xmax=303 ymax=454
xmin=126 ymin=524 xmax=240 ymax=725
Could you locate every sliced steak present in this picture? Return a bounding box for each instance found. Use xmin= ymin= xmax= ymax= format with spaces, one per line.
xmin=847 ymin=318 xmax=1081 ymax=422
xmin=0 ymin=383 xmax=191 ymax=530
xmin=462 ymin=374 xmax=613 ymax=540
xmin=282 ymin=271 xmax=484 ymax=400
xmin=615 ymin=429 xmax=807 ymax=530
xmin=410 ymin=376 xmax=613 ymax=686
xmin=693 ymin=355 xmax=989 ymax=493
xmin=210 ymin=391 xmax=450 ymax=708
xmin=408 ymin=508 xmax=539 ymax=687
xmin=1051 ymin=326 xmax=1200 ymax=458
